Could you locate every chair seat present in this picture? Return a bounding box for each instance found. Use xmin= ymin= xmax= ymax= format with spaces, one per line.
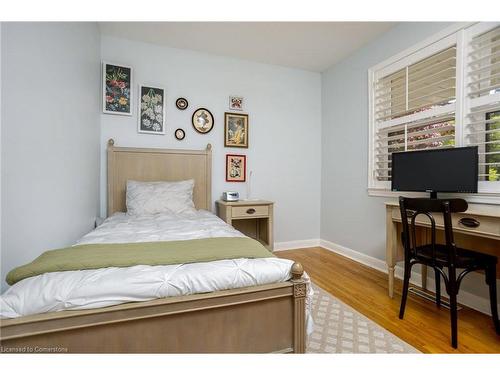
xmin=414 ymin=244 xmax=497 ymax=269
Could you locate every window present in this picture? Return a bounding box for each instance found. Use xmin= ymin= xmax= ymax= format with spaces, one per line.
xmin=372 ymin=41 xmax=457 ymax=183
xmin=368 ymin=22 xmax=500 ymax=200
xmin=464 ymin=24 xmax=500 ymax=185
xmin=485 ymin=111 xmax=500 ymax=181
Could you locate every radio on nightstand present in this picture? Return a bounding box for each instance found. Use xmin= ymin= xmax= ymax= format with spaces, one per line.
xmin=222 ymin=191 xmax=239 ymax=201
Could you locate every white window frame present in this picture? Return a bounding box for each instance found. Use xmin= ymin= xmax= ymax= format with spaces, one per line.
xmin=368 ymin=22 xmax=500 ymax=204
xmin=463 ymin=22 xmax=500 ymax=197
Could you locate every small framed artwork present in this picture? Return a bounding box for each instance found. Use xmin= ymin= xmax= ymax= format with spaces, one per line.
xmin=138 ymin=85 xmax=165 ymax=134
xmin=192 ymin=108 xmax=214 ymax=134
xmin=176 ymin=97 xmax=188 ymax=110
xmin=226 ymin=154 xmax=246 ymax=182
xmin=102 ymin=62 xmax=132 ymax=115
xmin=224 ymin=112 xmax=248 ymax=148
xmin=174 ymin=128 xmax=185 ymax=140
xmin=229 ymin=96 xmax=243 ymax=111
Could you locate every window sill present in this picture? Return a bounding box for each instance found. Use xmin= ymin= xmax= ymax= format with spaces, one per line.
xmin=367 ymin=188 xmax=500 ymax=205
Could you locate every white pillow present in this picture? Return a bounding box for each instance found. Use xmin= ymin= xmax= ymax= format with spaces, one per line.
xmin=126 ymin=179 xmax=196 ymax=215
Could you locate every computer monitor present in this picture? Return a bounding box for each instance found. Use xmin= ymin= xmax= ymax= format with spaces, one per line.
xmin=391 ymin=146 xmax=478 ymax=199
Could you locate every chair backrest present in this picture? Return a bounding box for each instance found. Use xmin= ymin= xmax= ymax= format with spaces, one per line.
xmin=398 ymin=197 xmax=468 ymax=265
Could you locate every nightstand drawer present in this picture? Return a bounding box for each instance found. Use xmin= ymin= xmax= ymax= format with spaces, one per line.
xmin=232 ymin=205 xmax=269 ymax=218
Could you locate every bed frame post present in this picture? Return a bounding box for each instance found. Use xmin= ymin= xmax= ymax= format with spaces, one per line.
xmin=291 ymin=262 xmax=306 ymax=353
xmin=107 ymin=138 xmax=115 ymax=217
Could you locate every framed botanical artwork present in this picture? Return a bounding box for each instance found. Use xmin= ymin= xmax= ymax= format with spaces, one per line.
xmin=192 ymin=108 xmax=214 ymax=134
xmin=226 ymin=154 xmax=246 ymax=182
xmin=138 ymin=85 xmax=165 ymax=134
xmin=224 ymin=112 xmax=248 ymax=148
xmin=229 ymin=96 xmax=243 ymax=111
xmin=102 ymin=62 xmax=132 ymax=115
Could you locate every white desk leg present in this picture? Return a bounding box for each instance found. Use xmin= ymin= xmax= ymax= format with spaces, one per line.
xmin=421 ymin=265 xmax=428 ymax=290
xmin=388 ymin=266 xmax=395 ymax=298
xmin=386 ymin=206 xmax=397 ymax=298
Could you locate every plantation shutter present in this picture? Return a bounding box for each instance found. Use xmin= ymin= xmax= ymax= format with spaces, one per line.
xmin=373 ymin=46 xmax=457 ymax=181
xmin=464 ymin=25 xmax=500 ymax=182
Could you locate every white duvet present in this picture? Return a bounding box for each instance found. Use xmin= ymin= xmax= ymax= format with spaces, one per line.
xmin=0 ymin=210 xmax=313 ymax=332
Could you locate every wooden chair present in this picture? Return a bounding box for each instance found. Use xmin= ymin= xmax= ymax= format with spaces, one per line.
xmin=398 ymin=197 xmax=500 ymax=348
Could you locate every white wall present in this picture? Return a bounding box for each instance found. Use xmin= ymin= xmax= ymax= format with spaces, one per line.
xmin=100 ymin=36 xmax=322 ymax=244
xmin=1 ymin=23 xmax=101 ymax=291
xmin=321 ymin=22 xmax=498 ymax=309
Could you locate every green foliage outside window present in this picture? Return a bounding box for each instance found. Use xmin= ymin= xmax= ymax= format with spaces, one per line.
xmin=486 ymin=112 xmax=500 ymax=181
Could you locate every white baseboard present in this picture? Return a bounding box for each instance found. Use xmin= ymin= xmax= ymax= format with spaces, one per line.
xmin=319 ymin=239 xmax=498 ymax=316
xmin=273 ymin=239 xmax=320 ymax=251
xmin=319 ymin=239 xmax=388 ymax=273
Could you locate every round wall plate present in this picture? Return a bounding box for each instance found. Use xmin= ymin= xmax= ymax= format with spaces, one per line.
xmin=191 ymin=108 xmax=214 ymax=134
xmin=176 ymin=97 xmax=188 ymax=110
xmin=174 ymin=128 xmax=185 ymax=140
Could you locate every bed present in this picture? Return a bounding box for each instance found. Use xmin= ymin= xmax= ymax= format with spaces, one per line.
xmin=0 ymin=139 xmax=309 ymax=353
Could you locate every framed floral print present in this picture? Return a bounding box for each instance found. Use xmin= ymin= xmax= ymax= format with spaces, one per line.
xmin=226 ymin=154 xmax=246 ymax=182
xmin=192 ymin=108 xmax=214 ymax=134
xmin=224 ymin=112 xmax=248 ymax=148
xmin=138 ymin=85 xmax=165 ymax=135
xmin=229 ymin=96 xmax=244 ymax=111
xmin=102 ymin=62 xmax=132 ymax=115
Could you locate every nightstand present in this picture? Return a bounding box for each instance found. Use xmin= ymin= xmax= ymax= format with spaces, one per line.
xmin=216 ymin=200 xmax=274 ymax=251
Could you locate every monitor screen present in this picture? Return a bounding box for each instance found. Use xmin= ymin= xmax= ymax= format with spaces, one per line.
xmin=391 ymin=147 xmax=478 ymax=194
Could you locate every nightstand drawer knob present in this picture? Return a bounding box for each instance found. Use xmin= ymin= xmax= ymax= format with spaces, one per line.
xmin=246 ymin=208 xmax=256 ymax=214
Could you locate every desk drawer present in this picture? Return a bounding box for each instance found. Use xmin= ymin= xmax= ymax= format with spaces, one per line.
xmin=391 ymin=208 xmax=500 ymax=239
xmin=232 ymin=205 xmax=269 ymax=218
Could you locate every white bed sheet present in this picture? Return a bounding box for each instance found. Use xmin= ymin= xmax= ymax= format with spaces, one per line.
xmin=0 ymin=210 xmax=313 ymax=332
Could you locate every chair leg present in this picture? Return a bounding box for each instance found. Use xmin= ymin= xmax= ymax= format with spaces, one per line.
xmin=449 ymin=289 xmax=458 ymax=349
xmin=399 ymin=261 xmax=412 ymax=319
xmin=435 ymin=268 xmax=441 ymax=307
xmin=486 ymin=264 xmax=500 ymax=335
xmin=447 ymin=265 xmax=459 ymax=349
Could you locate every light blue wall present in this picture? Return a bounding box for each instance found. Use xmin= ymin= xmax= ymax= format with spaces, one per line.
xmin=320 ymin=22 xmax=498 ymax=306
xmin=1 ymin=23 xmax=101 ymax=291
xmin=321 ymin=22 xmax=453 ymax=258
xmin=100 ymin=36 xmax=322 ymax=244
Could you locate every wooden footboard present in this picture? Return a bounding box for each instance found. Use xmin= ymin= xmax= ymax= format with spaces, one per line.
xmin=0 ymin=263 xmax=307 ymax=353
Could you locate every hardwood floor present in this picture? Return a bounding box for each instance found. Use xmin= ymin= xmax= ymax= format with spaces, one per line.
xmin=277 ymin=247 xmax=500 ymax=353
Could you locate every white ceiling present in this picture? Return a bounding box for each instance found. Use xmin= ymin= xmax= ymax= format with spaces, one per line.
xmin=99 ymin=22 xmax=396 ymax=72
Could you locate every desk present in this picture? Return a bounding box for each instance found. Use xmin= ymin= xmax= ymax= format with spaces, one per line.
xmin=385 ymin=201 xmax=500 ymax=298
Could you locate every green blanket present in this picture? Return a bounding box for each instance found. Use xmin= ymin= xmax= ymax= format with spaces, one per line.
xmin=6 ymin=237 xmax=274 ymax=285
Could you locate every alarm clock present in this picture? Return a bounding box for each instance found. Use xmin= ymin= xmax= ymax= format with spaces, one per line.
xmin=222 ymin=192 xmax=239 ymax=202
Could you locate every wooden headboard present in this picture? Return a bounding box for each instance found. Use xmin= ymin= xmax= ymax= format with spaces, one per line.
xmin=107 ymin=139 xmax=212 ymax=216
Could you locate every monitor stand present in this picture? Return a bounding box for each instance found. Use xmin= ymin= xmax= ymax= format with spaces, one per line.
xmin=429 ymin=191 xmax=437 ymax=199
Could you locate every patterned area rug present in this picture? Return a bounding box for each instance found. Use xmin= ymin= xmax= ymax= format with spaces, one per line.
xmin=307 ymin=284 xmax=419 ymax=353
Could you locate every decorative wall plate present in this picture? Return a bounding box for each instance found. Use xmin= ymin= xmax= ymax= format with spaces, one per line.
xmin=174 ymin=128 xmax=185 ymax=140
xmin=176 ymin=97 xmax=188 ymax=110
xmin=192 ymin=108 xmax=214 ymax=134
